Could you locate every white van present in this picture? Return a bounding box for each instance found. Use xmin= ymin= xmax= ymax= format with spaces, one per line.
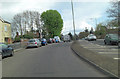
xmin=54 ymin=36 xmax=61 ymax=43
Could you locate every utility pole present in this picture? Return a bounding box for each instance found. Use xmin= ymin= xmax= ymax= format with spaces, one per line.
xmin=71 ymin=0 xmax=76 ymax=40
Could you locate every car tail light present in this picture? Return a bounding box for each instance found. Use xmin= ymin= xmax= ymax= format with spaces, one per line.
xmin=35 ymin=42 xmax=37 ymax=44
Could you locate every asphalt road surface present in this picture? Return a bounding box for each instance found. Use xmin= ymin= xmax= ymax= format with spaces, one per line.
xmin=80 ymin=40 xmax=119 ymax=58
xmin=2 ymin=42 xmax=107 ymax=77
xmin=89 ymin=39 xmax=118 ymax=49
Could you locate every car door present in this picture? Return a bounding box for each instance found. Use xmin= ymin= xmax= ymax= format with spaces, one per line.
xmin=2 ymin=44 xmax=8 ymax=57
xmin=106 ymin=35 xmax=110 ymax=44
xmin=37 ymin=40 xmax=40 ymax=46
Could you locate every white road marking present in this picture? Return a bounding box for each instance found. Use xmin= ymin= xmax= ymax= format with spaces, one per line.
xmin=98 ymin=52 xmax=118 ymax=54
xmin=113 ymin=58 xmax=120 ymax=60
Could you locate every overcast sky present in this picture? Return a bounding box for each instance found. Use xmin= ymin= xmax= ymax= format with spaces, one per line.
xmin=0 ymin=0 xmax=112 ymax=35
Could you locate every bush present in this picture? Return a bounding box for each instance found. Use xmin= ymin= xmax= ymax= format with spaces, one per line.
xmin=23 ymin=34 xmax=33 ymax=39
xmin=14 ymin=37 xmax=21 ymax=42
xmin=23 ymin=32 xmax=34 ymax=39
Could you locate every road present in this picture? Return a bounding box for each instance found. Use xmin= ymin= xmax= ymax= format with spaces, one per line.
xmin=89 ymin=39 xmax=118 ymax=49
xmin=80 ymin=39 xmax=119 ymax=58
xmin=2 ymin=42 xmax=107 ymax=77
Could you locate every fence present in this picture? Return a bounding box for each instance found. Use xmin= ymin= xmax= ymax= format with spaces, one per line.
xmin=8 ymin=41 xmax=28 ymax=50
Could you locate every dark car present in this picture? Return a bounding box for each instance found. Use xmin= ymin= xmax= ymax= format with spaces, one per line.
xmin=0 ymin=44 xmax=14 ymax=58
xmin=52 ymin=38 xmax=55 ymax=43
xmin=47 ymin=38 xmax=52 ymax=44
xmin=41 ymin=38 xmax=47 ymax=46
xmin=118 ymin=41 xmax=120 ymax=48
xmin=104 ymin=34 xmax=119 ymax=45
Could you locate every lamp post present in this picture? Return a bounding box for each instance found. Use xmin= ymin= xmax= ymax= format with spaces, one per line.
xmin=71 ymin=0 xmax=76 ymax=40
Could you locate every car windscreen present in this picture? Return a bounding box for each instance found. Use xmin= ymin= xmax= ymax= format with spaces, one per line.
xmin=42 ymin=39 xmax=46 ymax=41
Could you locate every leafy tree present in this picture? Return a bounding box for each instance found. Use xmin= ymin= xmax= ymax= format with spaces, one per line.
xmin=95 ymin=23 xmax=107 ymax=39
xmin=79 ymin=32 xmax=89 ymax=39
xmin=41 ymin=10 xmax=63 ymax=38
xmin=68 ymin=32 xmax=73 ymax=40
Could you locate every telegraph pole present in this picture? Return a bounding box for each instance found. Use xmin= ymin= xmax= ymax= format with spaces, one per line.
xmin=71 ymin=0 xmax=76 ymax=40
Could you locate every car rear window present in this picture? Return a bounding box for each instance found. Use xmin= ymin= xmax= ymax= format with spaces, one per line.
xmin=109 ymin=34 xmax=118 ymax=38
xmin=29 ymin=40 xmax=35 ymax=42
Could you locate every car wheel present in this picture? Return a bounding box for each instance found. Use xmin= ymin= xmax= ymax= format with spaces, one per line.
xmin=118 ymin=43 xmax=120 ymax=48
xmin=10 ymin=51 xmax=14 ymax=56
xmin=26 ymin=47 xmax=28 ymax=49
xmin=104 ymin=41 xmax=107 ymax=45
xmin=109 ymin=41 xmax=112 ymax=45
xmin=36 ymin=46 xmax=39 ymax=48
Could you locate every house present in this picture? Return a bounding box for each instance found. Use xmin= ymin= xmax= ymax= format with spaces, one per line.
xmin=0 ymin=17 xmax=12 ymax=44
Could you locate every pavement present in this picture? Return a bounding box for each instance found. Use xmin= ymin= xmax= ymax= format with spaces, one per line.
xmin=0 ymin=60 xmax=1 ymax=79
xmin=2 ymin=42 xmax=107 ymax=77
xmin=71 ymin=40 xmax=119 ymax=77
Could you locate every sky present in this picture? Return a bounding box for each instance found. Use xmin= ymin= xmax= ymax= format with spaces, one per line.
xmin=0 ymin=0 xmax=112 ymax=35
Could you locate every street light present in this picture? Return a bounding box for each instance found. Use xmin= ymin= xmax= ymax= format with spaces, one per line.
xmin=71 ymin=0 xmax=76 ymax=40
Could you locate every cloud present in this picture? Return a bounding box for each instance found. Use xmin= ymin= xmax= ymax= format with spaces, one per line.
xmin=62 ymin=19 xmax=94 ymax=35
xmin=0 ymin=0 xmax=111 ymax=2
xmin=0 ymin=1 xmax=110 ymax=35
xmin=60 ymin=2 xmax=109 ymax=35
xmin=0 ymin=1 xmax=56 ymax=22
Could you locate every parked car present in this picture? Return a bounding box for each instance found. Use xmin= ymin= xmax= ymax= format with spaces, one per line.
xmin=87 ymin=34 xmax=97 ymax=41
xmin=41 ymin=38 xmax=47 ymax=46
xmin=118 ymin=41 xmax=120 ymax=48
xmin=54 ymin=36 xmax=60 ymax=43
xmin=47 ymin=38 xmax=53 ymax=43
xmin=84 ymin=37 xmax=88 ymax=40
xmin=0 ymin=44 xmax=14 ymax=58
xmin=26 ymin=39 xmax=41 ymax=48
xmin=52 ymin=38 xmax=55 ymax=43
xmin=0 ymin=52 xmax=2 ymax=61
xmin=104 ymin=34 xmax=119 ymax=45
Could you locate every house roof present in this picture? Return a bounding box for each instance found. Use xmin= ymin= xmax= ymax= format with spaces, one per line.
xmin=0 ymin=17 xmax=4 ymax=22
xmin=4 ymin=20 xmax=11 ymax=24
xmin=0 ymin=16 xmax=11 ymax=24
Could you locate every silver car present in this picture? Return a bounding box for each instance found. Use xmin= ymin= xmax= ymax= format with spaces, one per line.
xmin=87 ymin=34 xmax=97 ymax=41
xmin=26 ymin=39 xmax=41 ymax=48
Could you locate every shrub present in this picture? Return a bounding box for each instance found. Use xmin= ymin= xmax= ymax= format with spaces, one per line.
xmin=14 ymin=37 xmax=21 ymax=42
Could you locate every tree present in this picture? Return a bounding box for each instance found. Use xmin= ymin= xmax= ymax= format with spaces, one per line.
xmin=95 ymin=23 xmax=107 ymax=39
xmin=11 ymin=10 xmax=41 ymax=38
xmin=85 ymin=27 xmax=88 ymax=32
xmin=90 ymin=27 xmax=93 ymax=34
xmin=106 ymin=0 xmax=119 ymax=27
xmin=41 ymin=10 xmax=63 ymax=38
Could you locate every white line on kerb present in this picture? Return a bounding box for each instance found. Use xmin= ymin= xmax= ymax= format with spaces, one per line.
xmin=113 ymin=58 xmax=120 ymax=60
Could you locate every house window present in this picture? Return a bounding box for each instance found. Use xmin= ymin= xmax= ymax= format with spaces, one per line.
xmin=4 ymin=26 xmax=7 ymax=31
